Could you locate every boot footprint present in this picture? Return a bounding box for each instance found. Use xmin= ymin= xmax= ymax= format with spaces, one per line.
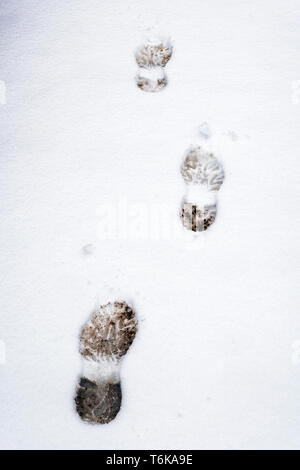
xmin=75 ymin=301 xmax=137 ymax=424
xmin=135 ymin=39 xmax=173 ymax=92
xmin=180 ymin=147 xmax=225 ymax=232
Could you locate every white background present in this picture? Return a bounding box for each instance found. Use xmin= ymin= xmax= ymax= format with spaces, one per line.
xmin=0 ymin=0 xmax=300 ymax=450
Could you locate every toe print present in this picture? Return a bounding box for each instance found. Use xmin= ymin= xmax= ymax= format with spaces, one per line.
xmin=135 ymin=39 xmax=173 ymax=92
xmin=135 ymin=42 xmax=173 ymax=67
xmin=181 ymin=147 xmax=224 ymax=190
xmin=75 ymin=301 xmax=137 ymax=424
xmin=180 ymin=147 xmax=224 ymax=232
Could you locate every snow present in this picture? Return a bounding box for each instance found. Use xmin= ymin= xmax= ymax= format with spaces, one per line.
xmin=0 ymin=0 xmax=300 ymax=450
xmin=82 ymin=357 xmax=119 ymax=384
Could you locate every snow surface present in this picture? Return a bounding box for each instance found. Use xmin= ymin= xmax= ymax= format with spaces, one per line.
xmin=0 ymin=0 xmax=300 ymax=450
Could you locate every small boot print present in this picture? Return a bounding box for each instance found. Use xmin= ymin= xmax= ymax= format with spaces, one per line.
xmin=75 ymin=301 xmax=137 ymax=424
xmin=180 ymin=147 xmax=224 ymax=232
xmin=135 ymin=39 xmax=173 ymax=92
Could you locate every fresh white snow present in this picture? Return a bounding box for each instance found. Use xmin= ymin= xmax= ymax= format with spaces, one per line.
xmin=0 ymin=0 xmax=300 ymax=450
